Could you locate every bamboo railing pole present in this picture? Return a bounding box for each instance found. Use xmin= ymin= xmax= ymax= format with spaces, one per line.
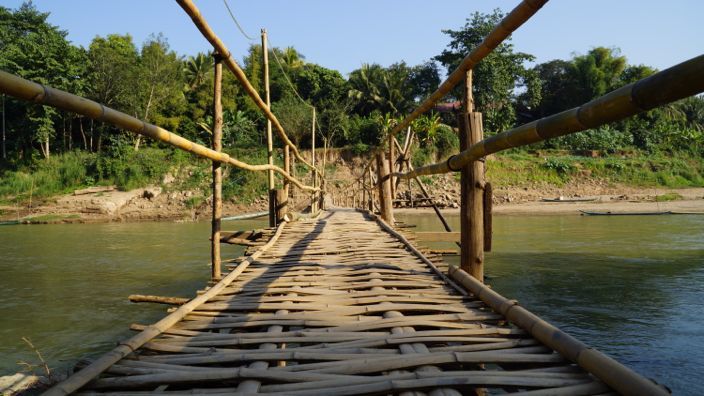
xmin=175 ymin=0 xmax=320 ymax=178
xmin=211 ymin=54 xmax=223 ymax=280
xmin=459 ymin=71 xmax=484 ymax=281
xmin=398 ymin=54 xmax=704 ymax=180
xmin=0 ymin=70 xmax=318 ymax=192
xmin=262 ymin=29 xmax=276 ymax=227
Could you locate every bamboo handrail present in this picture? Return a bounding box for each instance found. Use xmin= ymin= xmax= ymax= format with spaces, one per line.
xmin=175 ymin=0 xmax=321 ymax=178
xmin=397 ymin=54 xmax=704 ymax=179
xmin=0 ymin=70 xmax=319 ymax=192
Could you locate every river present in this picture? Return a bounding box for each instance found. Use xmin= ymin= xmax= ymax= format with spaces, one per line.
xmin=1 ymin=213 xmax=702 ymax=394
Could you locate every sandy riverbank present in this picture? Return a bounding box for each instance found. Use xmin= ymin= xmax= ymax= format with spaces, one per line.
xmin=2 ymin=185 xmax=703 ymax=224
xmin=395 ymin=187 xmax=704 ymax=216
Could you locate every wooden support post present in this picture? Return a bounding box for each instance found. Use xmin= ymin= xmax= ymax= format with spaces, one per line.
xmin=376 ymin=151 xmax=394 ymax=224
xmin=261 ymin=29 xmax=275 ymax=227
xmin=459 ymin=70 xmax=484 ymax=282
xmin=211 ymin=53 xmax=223 ymax=281
xmin=275 ymin=189 xmax=288 ymax=225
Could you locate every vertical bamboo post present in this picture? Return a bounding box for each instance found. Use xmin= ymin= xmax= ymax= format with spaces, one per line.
xmin=459 ymin=70 xmax=484 ymax=282
xmin=311 ymin=107 xmax=317 ymax=213
xmin=261 ymin=29 xmax=275 ymax=227
xmin=376 ymin=151 xmax=394 ymax=224
xmin=211 ymin=53 xmax=223 ymax=281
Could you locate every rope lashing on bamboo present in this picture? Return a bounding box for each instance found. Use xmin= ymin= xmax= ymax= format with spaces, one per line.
xmin=0 ymin=70 xmax=319 ymax=192
xmin=175 ymin=0 xmax=322 ymax=179
xmin=395 ymin=54 xmax=704 ymax=180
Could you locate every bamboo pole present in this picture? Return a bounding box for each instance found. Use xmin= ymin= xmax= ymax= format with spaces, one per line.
xmin=460 ymin=71 xmax=484 ymax=281
xmin=262 ymin=29 xmax=276 ymax=227
xmin=0 ymin=70 xmax=318 ymax=192
xmin=398 ymin=54 xmax=704 ymax=180
xmin=376 ymin=151 xmax=393 ymax=224
xmin=175 ymin=0 xmax=321 ymax=179
xmin=44 ymin=221 xmax=290 ymax=396
xmin=211 ymin=54 xmax=223 ymax=280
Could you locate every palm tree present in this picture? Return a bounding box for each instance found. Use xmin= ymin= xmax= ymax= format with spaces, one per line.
xmin=348 ymin=63 xmax=413 ymax=116
xmin=183 ymin=53 xmax=213 ymax=91
xmin=281 ymin=46 xmax=305 ymax=69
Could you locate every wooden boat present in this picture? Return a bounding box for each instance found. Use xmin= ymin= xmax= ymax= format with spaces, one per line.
xmin=579 ymin=210 xmax=672 ymax=216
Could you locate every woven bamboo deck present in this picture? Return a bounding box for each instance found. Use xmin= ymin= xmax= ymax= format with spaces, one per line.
xmin=52 ymin=208 xmax=631 ymax=395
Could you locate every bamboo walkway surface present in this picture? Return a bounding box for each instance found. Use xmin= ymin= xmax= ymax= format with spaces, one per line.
xmin=59 ymin=209 xmax=630 ymax=395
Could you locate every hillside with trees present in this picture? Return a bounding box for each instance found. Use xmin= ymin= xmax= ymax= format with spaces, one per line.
xmin=1 ymin=3 xmax=702 ymax=215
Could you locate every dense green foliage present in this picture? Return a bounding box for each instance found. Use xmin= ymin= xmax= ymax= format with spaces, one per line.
xmin=0 ymin=3 xmax=702 ymax=202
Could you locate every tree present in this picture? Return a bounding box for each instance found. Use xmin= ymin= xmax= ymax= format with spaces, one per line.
xmin=567 ymin=47 xmax=627 ymax=105
xmin=435 ymin=9 xmax=537 ymax=133
xmin=272 ymin=95 xmax=312 ymax=146
xmin=184 ymin=53 xmax=213 ymax=92
xmin=133 ymin=34 xmax=184 ymax=150
xmin=348 ymin=63 xmax=414 ymax=116
xmin=0 ymin=2 xmax=86 ymax=159
xmin=86 ymin=34 xmax=139 ymax=152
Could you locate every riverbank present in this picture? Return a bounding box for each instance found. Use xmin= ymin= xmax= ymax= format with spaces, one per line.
xmin=2 ymin=183 xmax=702 ymax=224
xmin=396 ymin=187 xmax=704 ymax=216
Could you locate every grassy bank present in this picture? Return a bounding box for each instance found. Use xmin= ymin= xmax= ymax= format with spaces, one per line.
xmin=481 ymin=151 xmax=704 ymax=188
xmin=1 ymin=147 xmax=702 ymax=210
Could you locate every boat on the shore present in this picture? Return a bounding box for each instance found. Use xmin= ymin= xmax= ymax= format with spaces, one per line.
xmin=580 ymin=210 xmax=671 ymax=216
xmin=580 ymin=210 xmax=704 ymax=216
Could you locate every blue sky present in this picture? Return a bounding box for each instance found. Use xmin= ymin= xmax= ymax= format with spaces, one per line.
xmin=3 ymin=0 xmax=703 ymax=76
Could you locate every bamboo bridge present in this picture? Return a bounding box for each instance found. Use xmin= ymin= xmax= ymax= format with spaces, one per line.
xmin=1 ymin=0 xmax=703 ymax=394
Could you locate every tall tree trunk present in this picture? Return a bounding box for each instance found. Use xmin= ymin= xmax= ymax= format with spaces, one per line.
xmin=79 ymin=118 xmax=88 ymax=151
xmin=134 ymin=86 xmax=155 ymax=151
xmin=68 ymin=116 xmax=73 ymax=150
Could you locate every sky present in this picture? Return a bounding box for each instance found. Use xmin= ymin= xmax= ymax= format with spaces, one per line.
xmin=2 ymin=0 xmax=703 ymax=76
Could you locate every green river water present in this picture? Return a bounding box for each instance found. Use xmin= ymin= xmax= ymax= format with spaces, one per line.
xmin=1 ymin=213 xmax=702 ymax=394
